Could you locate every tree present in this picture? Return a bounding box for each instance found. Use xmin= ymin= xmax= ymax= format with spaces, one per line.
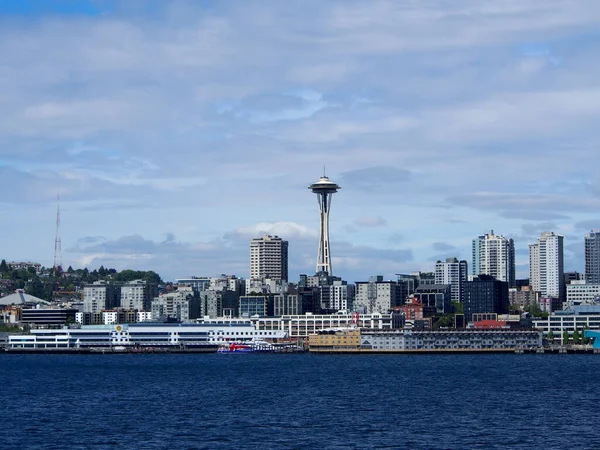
xmin=0 ymin=259 xmax=8 ymax=273
xmin=547 ymin=329 xmax=555 ymax=342
xmin=563 ymin=330 xmax=570 ymax=346
xmin=573 ymin=329 xmax=580 ymax=345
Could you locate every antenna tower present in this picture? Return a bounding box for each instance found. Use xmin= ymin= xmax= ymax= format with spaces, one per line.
xmin=53 ymin=192 xmax=62 ymax=276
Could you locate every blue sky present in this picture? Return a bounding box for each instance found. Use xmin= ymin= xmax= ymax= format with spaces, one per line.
xmin=1 ymin=0 xmax=599 ymax=281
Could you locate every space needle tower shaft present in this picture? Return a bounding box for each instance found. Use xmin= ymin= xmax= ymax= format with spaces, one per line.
xmin=309 ymin=173 xmax=340 ymax=275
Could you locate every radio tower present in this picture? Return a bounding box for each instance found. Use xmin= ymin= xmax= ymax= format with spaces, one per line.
xmin=53 ymin=191 xmax=62 ymax=276
xmin=309 ymin=170 xmax=340 ymax=275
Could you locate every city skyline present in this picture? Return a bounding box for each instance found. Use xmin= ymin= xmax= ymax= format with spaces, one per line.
xmin=1 ymin=1 xmax=600 ymax=281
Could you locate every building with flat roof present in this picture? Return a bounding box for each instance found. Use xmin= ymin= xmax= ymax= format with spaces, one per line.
xmin=585 ymin=230 xmax=600 ymax=283
xmin=472 ymin=231 xmax=515 ymax=287
xmin=529 ymin=232 xmax=564 ymax=301
xmin=250 ymin=235 xmax=289 ymax=281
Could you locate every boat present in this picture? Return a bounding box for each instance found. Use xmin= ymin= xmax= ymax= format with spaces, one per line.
xmin=217 ymin=339 xmax=274 ymax=353
xmin=217 ymin=342 xmax=254 ymax=353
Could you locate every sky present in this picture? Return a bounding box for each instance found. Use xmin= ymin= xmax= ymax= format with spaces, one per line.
xmin=1 ymin=0 xmax=600 ymax=282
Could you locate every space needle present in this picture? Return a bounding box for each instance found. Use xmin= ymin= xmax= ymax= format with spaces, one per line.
xmin=309 ymin=171 xmax=340 ymax=276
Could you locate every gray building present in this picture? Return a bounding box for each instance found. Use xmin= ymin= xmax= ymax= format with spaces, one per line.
xmin=585 ymin=229 xmax=600 ymax=284
xmin=120 ymin=280 xmax=158 ymax=311
xmin=273 ymin=294 xmax=302 ymax=315
xmin=354 ymin=276 xmax=401 ymax=314
xmin=414 ymin=284 xmax=452 ymax=314
xmin=83 ymin=281 xmax=119 ymax=313
xmin=151 ymin=286 xmax=201 ymax=322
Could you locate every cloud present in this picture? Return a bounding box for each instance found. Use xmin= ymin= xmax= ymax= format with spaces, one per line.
xmin=432 ymin=242 xmax=456 ymax=252
xmin=574 ymin=219 xmax=600 ymax=230
xmin=2 ymin=0 xmax=600 ymax=281
xmin=338 ymin=166 xmax=411 ymax=190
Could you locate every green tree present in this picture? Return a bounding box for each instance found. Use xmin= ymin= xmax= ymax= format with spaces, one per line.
xmin=547 ymin=329 xmax=555 ymax=342
xmin=573 ymin=329 xmax=580 ymax=345
xmin=451 ymin=301 xmax=464 ymax=315
xmin=582 ymin=327 xmax=590 ymax=345
xmin=0 ymin=259 xmax=8 ymax=273
xmin=563 ymin=330 xmax=570 ymax=346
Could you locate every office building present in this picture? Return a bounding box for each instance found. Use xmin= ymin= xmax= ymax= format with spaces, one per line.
xmin=120 ymin=280 xmax=158 ymax=311
xmin=463 ymin=275 xmax=509 ymax=322
xmin=354 ymin=276 xmax=400 ymax=314
xmin=151 ymin=286 xmax=201 ymax=322
xmin=529 ymin=232 xmax=564 ymax=301
xmin=83 ymin=281 xmax=119 ymax=313
xmin=250 ymin=235 xmax=289 ymax=281
xmin=472 ymin=231 xmax=515 ymax=287
xmin=585 ymin=230 xmax=600 ymax=283
xmin=435 ymin=258 xmax=468 ymax=302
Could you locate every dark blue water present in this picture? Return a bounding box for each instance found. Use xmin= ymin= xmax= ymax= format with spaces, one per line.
xmin=1 ymin=354 xmax=599 ymax=449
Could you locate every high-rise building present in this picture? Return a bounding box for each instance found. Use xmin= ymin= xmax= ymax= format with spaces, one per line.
xmin=250 ymin=234 xmax=289 ymax=281
xmin=120 ymin=280 xmax=158 ymax=311
xmin=529 ymin=232 xmax=564 ymax=300
xmin=435 ymin=258 xmax=468 ymax=302
xmin=309 ymin=173 xmax=340 ymax=275
xmin=585 ymin=229 xmax=600 ymax=283
xmin=472 ymin=231 xmax=516 ymax=287
xmin=463 ymin=275 xmax=509 ymax=322
xmin=83 ymin=281 xmax=119 ymax=313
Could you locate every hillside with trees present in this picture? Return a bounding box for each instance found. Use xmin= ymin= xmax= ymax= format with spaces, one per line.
xmin=0 ymin=260 xmax=163 ymax=302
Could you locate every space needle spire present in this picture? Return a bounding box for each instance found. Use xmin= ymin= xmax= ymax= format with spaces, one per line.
xmin=53 ymin=191 xmax=62 ymax=276
xmin=309 ymin=171 xmax=340 ymax=275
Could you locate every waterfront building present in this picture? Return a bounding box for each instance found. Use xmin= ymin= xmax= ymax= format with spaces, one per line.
xmin=565 ymin=281 xmax=600 ymax=308
xmin=6 ymin=322 xmax=288 ymax=349
xmin=585 ymin=230 xmax=600 ymax=283
xmin=120 ymin=280 xmax=158 ymax=311
xmin=309 ymin=173 xmax=340 ymax=275
xmin=309 ymin=329 xmax=542 ymax=352
xmin=463 ymin=275 xmax=509 ymax=323
xmin=472 ymin=231 xmax=516 ymax=287
xmin=83 ymin=281 xmax=119 ymax=313
xmin=250 ymin=312 xmax=393 ymax=338
xmin=529 ymin=232 xmax=564 ymax=301
xmin=354 ymin=276 xmax=400 ymax=314
xmin=250 ymin=235 xmax=289 ymax=281
xmin=532 ymin=305 xmax=600 ymax=336
xmin=435 ymin=258 xmax=468 ymax=303
xmin=151 ymin=286 xmax=201 ymax=322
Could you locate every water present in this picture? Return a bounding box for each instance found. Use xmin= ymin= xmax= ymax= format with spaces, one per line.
xmin=1 ymin=354 xmax=599 ymax=449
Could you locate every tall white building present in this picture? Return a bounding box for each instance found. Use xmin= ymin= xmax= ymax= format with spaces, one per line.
xmin=250 ymin=235 xmax=289 ymax=281
xmin=585 ymin=230 xmax=600 ymax=284
xmin=472 ymin=231 xmax=516 ymax=287
xmin=529 ymin=232 xmax=564 ymax=300
xmin=435 ymin=258 xmax=468 ymax=302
